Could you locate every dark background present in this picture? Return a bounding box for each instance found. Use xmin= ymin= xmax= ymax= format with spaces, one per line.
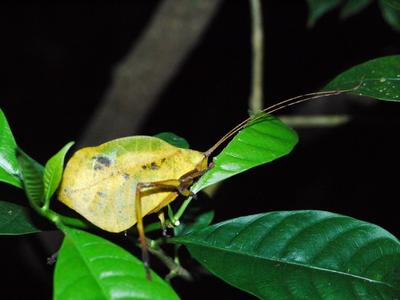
xmin=1 ymin=1 xmax=399 ymax=299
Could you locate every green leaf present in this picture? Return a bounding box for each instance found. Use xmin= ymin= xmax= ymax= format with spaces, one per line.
xmin=16 ymin=149 xmax=44 ymax=206
xmin=43 ymin=142 xmax=74 ymax=205
xmin=0 ymin=201 xmax=40 ymax=235
xmin=340 ymin=0 xmax=372 ymax=19
xmin=173 ymin=210 xmax=400 ymax=299
xmin=306 ymin=0 xmax=399 ymax=30
xmin=192 ymin=115 xmax=298 ymax=193
xmin=306 ymin=0 xmax=342 ymax=26
xmin=54 ymin=226 xmax=180 ymax=300
xmin=155 ymin=132 xmax=189 ymax=149
xmin=382 ymin=0 xmax=400 ymax=10
xmin=380 ymin=0 xmax=400 ymax=31
xmin=0 ymin=109 xmax=22 ymax=188
xmin=325 ymin=55 xmax=400 ymax=101
xmin=174 ymin=211 xmax=214 ymax=236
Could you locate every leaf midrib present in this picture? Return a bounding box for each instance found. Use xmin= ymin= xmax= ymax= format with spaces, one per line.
xmin=178 ymin=239 xmax=398 ymax=291
xmin=44 ymin=165 xmax=57 ymax=202
xmin=65 ymin=233 xmax=110 ymax=299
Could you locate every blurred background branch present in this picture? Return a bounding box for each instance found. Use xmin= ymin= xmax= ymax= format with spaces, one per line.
xmin=78 ymin=0 xmax=223 ymax=147
xmin=249 ymin=0 xmax=264 ymax=113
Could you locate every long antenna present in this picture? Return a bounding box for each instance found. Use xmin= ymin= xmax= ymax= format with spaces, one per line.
xmin=204 ymin=86 xmax=360 ymax=157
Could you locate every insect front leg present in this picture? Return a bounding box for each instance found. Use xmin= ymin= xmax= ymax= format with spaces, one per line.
xmin=177 ymin=164 xmax=213 ymax=197
xmin=135 ymin=183 xmax=152 ymax=280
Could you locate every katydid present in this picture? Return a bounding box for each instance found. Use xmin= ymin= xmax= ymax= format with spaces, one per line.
xmin=58 ymin=87 xmax=357 ymax=278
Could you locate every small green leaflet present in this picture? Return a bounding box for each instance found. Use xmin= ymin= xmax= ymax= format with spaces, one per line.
xmin=16 ymin=149 xmax=44 ymax=207
xmin=155 ymin=132 xmax=190 ymax=149
xmin=43 ymin=142 xmax=74 ymax=204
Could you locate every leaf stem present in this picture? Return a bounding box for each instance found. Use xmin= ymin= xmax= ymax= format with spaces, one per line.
xmin=27 ymin=196 xmax=90 ymax=230
xmin=57 ymin=214 xmax=91 ymax=229
xmin=144 ymin=221 xmax=161 ymax=233
xmin=39 ymin=206 xmax=90 ymax=229
xmin=171 ymin=196 xmax=193 ymax=224
xmin=147 ymin=239 xmax=192 ymax=281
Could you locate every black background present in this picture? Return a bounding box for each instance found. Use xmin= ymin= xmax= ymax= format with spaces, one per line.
xmin=0 ymin=1 xmax=399 ymax=299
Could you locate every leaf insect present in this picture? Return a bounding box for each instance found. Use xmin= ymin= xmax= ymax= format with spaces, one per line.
xmin=58 ymin=86 xmax=359 ymax=279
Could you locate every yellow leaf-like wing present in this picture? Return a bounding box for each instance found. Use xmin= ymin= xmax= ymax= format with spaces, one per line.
xmin=58 ymin=136 xmax=205 ymax=232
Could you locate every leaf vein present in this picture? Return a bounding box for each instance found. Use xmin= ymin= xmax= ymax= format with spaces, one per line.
xmin=182 ymin=241 xmax=397 ymax=290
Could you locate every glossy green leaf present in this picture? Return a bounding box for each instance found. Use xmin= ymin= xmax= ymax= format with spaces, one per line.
xmin=380 ymin=0 xmax=400 ymax=31
xmin=54 ymin=226 xmax=180 ymax=300
xmin=382 ymin=0 xmax=400 ymax=10
xmin=16 ymin=149 xmax=44 ymax=206
xmin=340 ymin=0 xmax=372 ymax=19
xmin=154 ymin=132 xmax=189 ymax=149
xmin=306 ymin=0 xmax=398 ymax=30
xmin=43 ymin=142 xmax=74 ymax=204
xmin=325 ymin=55 xmax=400 ymax=101
xmin=174 ymin=211 xmax=214 ymax=236
xmin=306 ymin=0 xmax=342 ymax=26
xmin=0 ymin=109 xmax=22 ymax=188
xmin=173 ymin=210 xmax=400 ymax=299
xmin=192 ymin=115 xmax=298 ymax=193
xmin=0 ymin=201 xmax=40 ymax=235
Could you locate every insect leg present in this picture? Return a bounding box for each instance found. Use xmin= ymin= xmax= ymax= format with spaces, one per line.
xmin=158 ymin=211 xmax=168 ymax=237
xmin=135 ymin=180 xmax=183 ymax=280
xmin=177 ymin=165 xmax=213 ymax=196
xmin=135 ymin=173 xmax=214 ymax=278
xmin=135 ymin=183 xmax=152 ymax=280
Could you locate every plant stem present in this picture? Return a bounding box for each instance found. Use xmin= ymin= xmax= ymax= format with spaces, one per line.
xmin=147 ymin=241 xmax=192 ymax=281
xmin=277 ymin=114 xmax=350 ymax=127
xmin=57 ymin=214 xmax=91 ymax=229
xmin=28 ymin=197 xmax=89 ymax=230
xmin=144 ymin=221 xmax=161 ymax=233
xmin=40 ymin=207 xmax=90 ymax=229
xmin=171 ymin=196 xmax=193 ymax=224
xmin=249 ymin=0 xmax=264 ymax=113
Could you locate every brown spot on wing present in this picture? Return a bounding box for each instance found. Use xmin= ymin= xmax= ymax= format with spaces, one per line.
xmin=150 ymin=162 xmax=159 ymax=170
xmin=94 ymin=164 xmax=103 ymax=170
xmin=97 ymin=155 xmax=112 ymax=166
xmin=97 ymin=191 xmax=107 ymax=198
xmin=92 ymin=155 xmax=112 ymax=170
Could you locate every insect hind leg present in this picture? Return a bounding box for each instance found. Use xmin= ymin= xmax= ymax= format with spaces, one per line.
xmin=135 ymin=179 xmax=183 ymax=280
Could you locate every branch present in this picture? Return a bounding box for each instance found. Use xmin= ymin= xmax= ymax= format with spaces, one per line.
xmin=249 ymin=0 xmax=264 ymax=112
xmin=78 ymin=0 xmax=223 ymax=147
